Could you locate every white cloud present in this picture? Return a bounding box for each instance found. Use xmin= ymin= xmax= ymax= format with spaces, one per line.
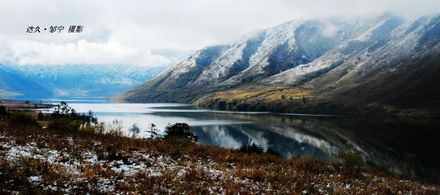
xmin=5 ymin=39 xmax=171 ymax=66
xmin=0 ymin=0 xmax=439 ymax=67
xmin=321 ymin=23 xmax=339 ymax=38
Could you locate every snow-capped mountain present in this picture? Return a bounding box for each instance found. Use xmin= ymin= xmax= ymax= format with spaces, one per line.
xmin=0 ymin=64 xmax=51 ymax=97
xmin=0 ymin=64 xmax=164 ymax=98
xmin=121 ymin=14 xmax=440 ymax=117
xmin=127 ymin=15 xmax=385 ymax=94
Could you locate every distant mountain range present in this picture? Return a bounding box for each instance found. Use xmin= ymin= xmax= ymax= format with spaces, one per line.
xmin=120 ymin=14 xmax=440 ymax=118
xmin=0 ymin=64 xmax=164 ymax=98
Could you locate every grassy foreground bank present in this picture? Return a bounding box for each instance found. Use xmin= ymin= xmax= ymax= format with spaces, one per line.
xmin=0 ymin=108 xmax=439 ymax=193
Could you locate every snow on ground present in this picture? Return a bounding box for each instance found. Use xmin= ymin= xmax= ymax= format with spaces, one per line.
xmin=0 ymin=133 xmax=264 ymax=193
xmin=0 ymin=130 xmax=438 ymax=194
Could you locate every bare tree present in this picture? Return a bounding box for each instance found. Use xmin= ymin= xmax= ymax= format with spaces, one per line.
xmin=129 ymin=124 xmax=140 ymax=138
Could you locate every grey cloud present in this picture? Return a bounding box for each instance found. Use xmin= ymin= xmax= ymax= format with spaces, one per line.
xmin=0 ymin=0 xmax=438 ymax=66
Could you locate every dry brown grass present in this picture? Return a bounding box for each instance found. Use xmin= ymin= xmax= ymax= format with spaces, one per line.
xmin=198 ymin=85 xmax=313 ymax=103
xmin=0 ymin=113 xmax=439 ymax=194
xmin=195 ymin=85 xmax=322 ymax=113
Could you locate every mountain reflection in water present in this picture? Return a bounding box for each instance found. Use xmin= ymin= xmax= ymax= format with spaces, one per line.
xmin=148 ymin=105 xmax=440 ymax=184
xmin=17 ymin=98 xmax=440 ymax=183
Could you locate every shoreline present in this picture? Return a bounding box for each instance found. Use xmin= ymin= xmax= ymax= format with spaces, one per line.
xmin=7 ymin=96 xmax=439 ymax=120
xmin=0 ymin=99 xmax=55 ymax=110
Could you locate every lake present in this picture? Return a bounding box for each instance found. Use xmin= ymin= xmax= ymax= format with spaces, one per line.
xmin=14 ymin=97 xmax=440 ymax=183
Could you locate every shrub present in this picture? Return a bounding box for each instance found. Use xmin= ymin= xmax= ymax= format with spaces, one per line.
xmin=105 ymin=120 xmax=125 ymax=137
xmin=7 ymin=112 xmax=40 ymax=131
xmin=337 ymin=150 xmax=365 ymax=176
xmin=48 ymin=102 xmax=97 ymax=132
xmin=78 ymin=120 xmax=126 ymax=136
xmin=94 ymin=122 xmax=106 ymax=135
xmin=145 ymin=123 xmax=160 ymax=138
xmin=48 ymin=117 xmax=82 ymax=132
xmin=164 ymin=123 xmax=197 ymax=141
xmin=266 ymin=147 xmax=281 ymax=156
xmin=107 ymin=128 xmax=124 ymax=137
xmin=79 ymin=123 xmax=95 ymax=134
xmin=37 ymin=111 xmax=44 ymax=121
xmin=239 ymin=143 xmax=264 ymax=154
xmin=0 ymin=106 xmax=6 ymax=115
xmin=129 ymin=124 xmax=140 ymax=138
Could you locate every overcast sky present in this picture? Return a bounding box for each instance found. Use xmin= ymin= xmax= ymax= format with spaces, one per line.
xmin=0 ymin=0 xmax=439 ymax=67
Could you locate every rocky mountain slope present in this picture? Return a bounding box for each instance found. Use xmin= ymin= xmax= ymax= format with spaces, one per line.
xmin=120 ymin=14 xmax=440 ymax=117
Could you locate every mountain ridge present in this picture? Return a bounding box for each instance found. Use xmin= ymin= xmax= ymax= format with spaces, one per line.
xmin=119 ymin=14 xmax=440 ymax=118
xmin=0 ymin=64 xmax=164 ymax=98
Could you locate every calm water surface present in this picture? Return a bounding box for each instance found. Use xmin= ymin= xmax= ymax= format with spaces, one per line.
xmin=17 ymin=97 xmax=440 ymax=183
